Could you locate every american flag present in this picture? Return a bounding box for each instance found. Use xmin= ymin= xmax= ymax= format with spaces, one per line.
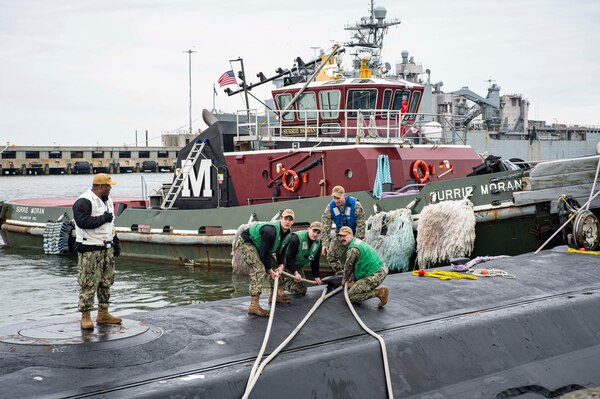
xmin=218 ymin=70 xmax=237 ymax=87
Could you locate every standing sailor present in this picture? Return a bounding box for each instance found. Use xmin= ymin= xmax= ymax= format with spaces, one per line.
xmin=337 ymin=226 xmax=389 ymax=307
xmin=72 ymin=173 xmax=122 ymax=330
xmin=321 ymin=185 xmax=366 ymax=275
xmin=281 ymin=221 xmax=324 ymax=296
xmin=237 ymin=209 xmax=295 ymax=317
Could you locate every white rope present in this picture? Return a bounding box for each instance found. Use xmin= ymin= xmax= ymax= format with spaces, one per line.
xmin=281 ymin=270 xmax=317 ymax=285
xmin=242 ymin=284 xmax=343 ymax=399
xmin=585 ymin=156 xmax=600 ymax=211
xmin=244 ymin=277 xmax=280 ymax=393
xmin=343 ymin=284 xmax=394 ymax=399
xmin=467 ymin=268 xmax=515 ymax=278
xmin=244 ymin=277 xmax=395 ymax=398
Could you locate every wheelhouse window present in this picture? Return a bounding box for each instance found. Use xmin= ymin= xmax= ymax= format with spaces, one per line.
xmin=297 ymin=92 xmax=317 ymax=120
xmin=391 ymin=89 xmax=410 ymax=118
xmin=319 ymin=90 xmax=340 ymax=119
xmin=380 ymin=89 xmax=392 ymax=118
xmin=276 ymin=94 xmax=294 ymax=121
xmin=409 ymin=91 xmax=421 ymax=114
xmin=347 ymin=89 xmax=377 ymax=117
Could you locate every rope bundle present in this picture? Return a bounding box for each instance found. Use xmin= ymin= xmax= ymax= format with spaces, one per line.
xmin=365 ymin=208 xmax=415 ymax=272
xmin=467 ymin=268 xmax=515 ymax=278
xmin=416 ymin=199 xmax=476 ymax=267
xmin=411 ymin=269 xmax=478 ymax=280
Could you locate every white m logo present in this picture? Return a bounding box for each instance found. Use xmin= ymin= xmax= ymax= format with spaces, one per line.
xmin=181 ymin=159 xmax=214 ymax=198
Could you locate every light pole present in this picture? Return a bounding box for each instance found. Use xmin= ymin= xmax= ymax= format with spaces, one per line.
xmin=183 ymin=49 xmax=196 ymax=134
xmin=310 ymin=46 xmax=320 ymax=61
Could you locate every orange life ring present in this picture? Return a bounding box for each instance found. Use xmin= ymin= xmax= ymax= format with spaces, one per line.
xmin=411 ymin=160 xmax=430 ymax=184
xmin=282 ymin=169 xmax=300 ymax=192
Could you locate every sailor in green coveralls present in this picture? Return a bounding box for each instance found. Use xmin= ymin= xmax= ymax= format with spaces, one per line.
xmin=337 ymin=226 xmax=389 ymax=307
xmin=238 ymin=209 xmax=295 ymax=316
xmin=281 ymin=221 xmax=324 ymax=296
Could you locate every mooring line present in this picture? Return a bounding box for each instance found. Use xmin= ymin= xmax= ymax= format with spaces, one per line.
xmin=244 ymin=277 xmax=280 ymax=393
xmin=244 ymin=278 xmax=394 ymax=399
xmin=343 ymin=284 xmax=394 ymax=399
xmin=243 ymin=286 xmax=343 ymax=398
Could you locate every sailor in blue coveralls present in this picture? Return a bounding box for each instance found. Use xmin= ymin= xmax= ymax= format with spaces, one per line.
xmin=320 ymin=185 xmax=366 ymax=275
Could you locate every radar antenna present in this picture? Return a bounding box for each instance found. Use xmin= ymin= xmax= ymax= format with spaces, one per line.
xmin=344 ymin=1 xmax=401 ymax=72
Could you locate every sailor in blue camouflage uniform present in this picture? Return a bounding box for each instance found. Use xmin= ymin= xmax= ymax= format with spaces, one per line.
xmin=238 ymin=209 xmax=295 ymax=317
xmin=321 ymin=185 xmax=366 ymax=275
xmin=281 ymin=221 xmax=324 ymax=296
xmin=337 ymin=226 xmax=389 ymax=307
xmin=72 ymin=173 xmax=122 ymax=330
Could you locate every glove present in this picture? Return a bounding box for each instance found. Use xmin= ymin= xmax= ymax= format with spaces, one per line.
xmin=103 ymin=211 xmax=114 ymax=223
xmin=113 ymin=236 xmax=121 ymax=258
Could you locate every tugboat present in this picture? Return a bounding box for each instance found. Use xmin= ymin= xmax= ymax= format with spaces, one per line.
xmin=1 ymin=2 xmax=599 ymax=265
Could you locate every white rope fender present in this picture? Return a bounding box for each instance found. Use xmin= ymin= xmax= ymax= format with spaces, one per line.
xmin=343 ymin=284 xmax=394 ymax=399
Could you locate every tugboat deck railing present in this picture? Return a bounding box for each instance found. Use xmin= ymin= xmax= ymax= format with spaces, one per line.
xmin=234 ymin=109 xmax=466 ymax=147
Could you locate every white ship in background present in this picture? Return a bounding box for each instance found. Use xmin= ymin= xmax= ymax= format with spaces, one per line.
xmin=213 ymin=2 xmax=600 ymax=162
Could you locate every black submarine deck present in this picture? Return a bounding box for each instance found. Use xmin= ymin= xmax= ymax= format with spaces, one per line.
xmin=1 ymin=246 xmax=599 ymax=399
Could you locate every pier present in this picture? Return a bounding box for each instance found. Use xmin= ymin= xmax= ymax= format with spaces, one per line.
xmin=0 ymin=145 xmax=179 ymax=175
xmin=0 ymin=132 xmax=199 ymax=175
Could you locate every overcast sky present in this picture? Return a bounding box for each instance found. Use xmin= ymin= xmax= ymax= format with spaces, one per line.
xmin=1 ymin=0 xmax=599 ymax=146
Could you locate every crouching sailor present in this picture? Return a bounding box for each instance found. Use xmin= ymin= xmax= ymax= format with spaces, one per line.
xmin=238 ymin=209 xmax=295 ymax=317
xmin=281 ymin=221 xmax=324 ymax=295
xmin=72 ymin=173 xmax=122 ymax=330
xmin=337 ymin=226 xmax=389 ymax=307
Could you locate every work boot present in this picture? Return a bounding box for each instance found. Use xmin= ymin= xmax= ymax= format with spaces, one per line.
xmin=96 ymin=306 xmax=122 ymax=325
xmin=375 ymin=288 xmax=389 ymax=308
xmin=268 ymin=287 xmax=291 ymax=304
xmin=248 ymin=295 xmax=270 ymax=317
xmin=80 ymin=311 xmax=94 ymax=330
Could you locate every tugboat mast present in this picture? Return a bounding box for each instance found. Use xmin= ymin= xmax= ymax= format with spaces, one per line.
xmin=344 ymin=0 xmax=400 ymax=72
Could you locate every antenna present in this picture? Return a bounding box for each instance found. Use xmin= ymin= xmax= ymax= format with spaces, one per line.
xmin=183 ymin=49 xmax=196 ymax=134
xmin=484 ymin=77 xmax=496 ymax=88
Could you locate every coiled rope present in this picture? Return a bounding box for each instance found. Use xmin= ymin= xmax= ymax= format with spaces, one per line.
xmin=467 ymin=268 xmax=515 ymax=278
xmin=373 ymin=154 xmax=392 ymax=199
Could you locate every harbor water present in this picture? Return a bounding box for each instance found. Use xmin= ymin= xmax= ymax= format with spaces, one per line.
xmin=0 ymin=173 xmax=249 ymax=329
